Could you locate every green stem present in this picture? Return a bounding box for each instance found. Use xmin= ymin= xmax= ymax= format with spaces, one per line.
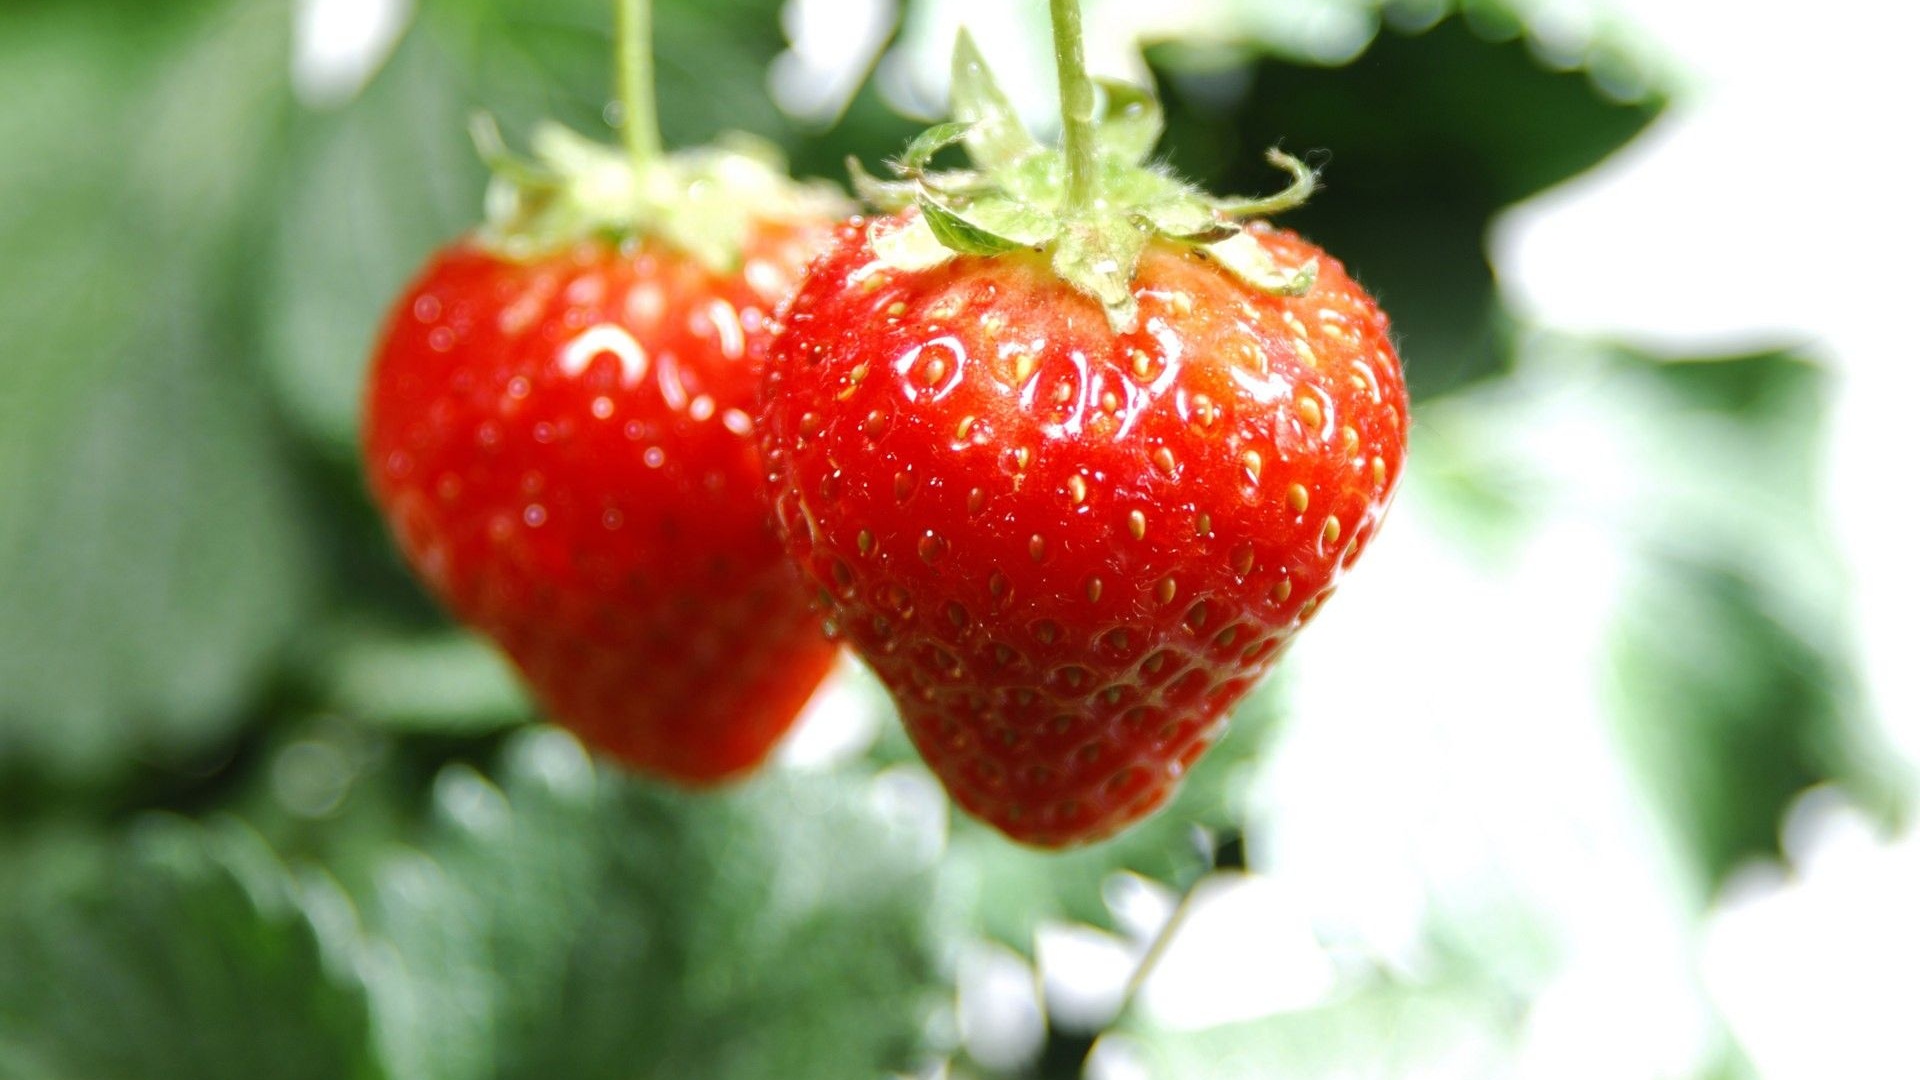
xmin=615 ymin=0 xmax=662 ymax=168
xmin=1048 ymin=0 xmax=1097 ymax=213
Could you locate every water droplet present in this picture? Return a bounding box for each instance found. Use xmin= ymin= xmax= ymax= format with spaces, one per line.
xmin=643 ymin=446 xmax=665 ymax=468
xmin=506 ymin=376 xmax=531 ymax=400
xmin=413 ymin=294 xmax=442 ymax=322
xmin=523 ymin=504 xmax=547 ymax=528
xmin=602 ymin=508 xmax=623 ymax=530
xmin=689 ymin=395 xmax=715 ymax=422
xmin=428 ymin=327 xmax=456 ymax=352
xmin=591 ymin=396 xmax=614 ymax=419
xmin=722 ymin=408 xmax=753 ymax=436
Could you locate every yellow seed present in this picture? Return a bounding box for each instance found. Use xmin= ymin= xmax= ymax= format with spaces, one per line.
xmin=921 ymin=355 xmax=948 ymax=386
xmin=1241 ymin=450 xmax=1263 ymax=485
xmin=856 ymin=529 xmax=874 ymax=556
xmin=1371 ymin=456 xmax=1387 ymax=485
xmin=1295 ymin=394 xmax=1323 ymax=429
xmin=1190 ymin=394 xmax=1217 ymax=431
xmin=1340 ymin=425 xmax=1360 ymax=454
xmin=1127 ymin=509 xmax=1146 ymax=540
xmin=989 ymin=571 xmax=1009 ymax=599
xmin=956 ymin=415 xmax=975 ymax=441
xmin=1152 ymin=446 xmax=1176 ymax=476
xmin=1195 ymin=512 xmax=1212 ymax=536
xmin=1156 ymin=577 xmax=1177 ymax=605
xmin=1271 ymin=578 xmax=1293 ymax=604
xmin=1067 ymin=475 xmax=1088 ymax=504
xmin=919 ymin=533 xmax=946 ymax=562
xmin=1013 ymin=353 xmax=1036 ymax=384
xmin=1131 ymin=349 xmax=1153 ymax=380
xmin=861 ymin=274 xmax=887 ymax=292
xmin=967 ymin=487 xmax=986 ymax=515
xmin=1053 ymin=379 xmax=1073 ymax=405
xmin=886 ymin=301 xmax=906 ymax=316
xmin=1086 ymin=577 xmax=1103 ymax=603
xmin=1029 ymin=534 xmax=1046 ymax=562
xmin=1286 ymin=483 xmax=1309 ymax=513
xmin=1232 ymin=543 xmax=1255 ymax=577
xmin=1294 ymin=336 xmax=1320 ymax=369
xmin=1322 ymin=516 xmax=1342 ymax=545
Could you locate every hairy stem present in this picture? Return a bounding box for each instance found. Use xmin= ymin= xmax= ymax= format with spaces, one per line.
xmin=615 ymin=0 xmax=662 ymax=167
xmin=1048 ymin=0 xmax=1097 ymax=213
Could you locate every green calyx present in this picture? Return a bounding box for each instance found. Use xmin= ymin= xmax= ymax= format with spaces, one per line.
xmin=471 ymin=115 xmax=848 ymax=271
xmin=852 ymin=31 xmax=1319 ymax=333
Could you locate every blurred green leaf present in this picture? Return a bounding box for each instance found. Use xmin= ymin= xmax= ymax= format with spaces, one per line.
xmin=1598 ymin=347 xmax=1887 ymax=882
xmin=354 ymin=729 xmax=948 ymax=1080
xmin=0 ymin=1 xmax=318 ymax=785
xmin=1152 ymin=12 xmax=1665 ymax=399
xmin=0 ymin=817 xmax=378 ymax=1080
xmin=1119 ymin=975 xmax=1515 ymax=1079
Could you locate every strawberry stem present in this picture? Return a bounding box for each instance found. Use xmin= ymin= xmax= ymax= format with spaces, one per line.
xmin=615 ymin=0 xmax=662 ymax=168
xmin=1048 ymin=0 xmax=1097 ymax=214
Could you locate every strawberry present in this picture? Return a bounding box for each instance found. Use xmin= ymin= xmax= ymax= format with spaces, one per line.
xmin=362 ymin=9 xmax=845 ymax=784
xmin=758 ymin=22 xmax=1407 ymax=844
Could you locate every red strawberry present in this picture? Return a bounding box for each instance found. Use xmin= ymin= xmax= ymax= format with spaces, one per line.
xmin=758 ymin=28 xmax=1407 ymax=844
xmin=361 ymin=10 xmax=848 ymax=784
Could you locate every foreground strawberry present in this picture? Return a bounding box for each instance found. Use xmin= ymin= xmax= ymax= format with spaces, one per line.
xmin=760 ymin=23 xmax=1407 ymax=844
xmin=363 ymin=9 xmax=844 ymax=783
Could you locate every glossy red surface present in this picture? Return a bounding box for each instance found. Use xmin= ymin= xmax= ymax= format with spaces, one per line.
xmin=762 ymin=217 xmax=1408 ymax=844
xmin=364 ymin=224 xmax=838 ymax=783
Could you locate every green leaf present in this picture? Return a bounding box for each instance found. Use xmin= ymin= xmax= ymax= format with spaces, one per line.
xmin=0 ymin=818 xmax=378 ymax=1080
xmin=899 ymin=120 xmax=975 ymax=174
xmin=949 ymin=28 xmax=1042 ymax=172
xmin=917 ymin=192 xmax=1027 ymax=256
xmin=1121 ymin=976 xmax=1518 ymax=1079
xmin=1202 ymin=232 xmax=1319 ymax=296
xmin=0 ymin=0 xmax=318 ymax=785
xmin=1094 ymin=77 xmax=1165 ymax=165
xmin=1150 ymin=12 xmax=1666 ymax=398
xmin=353 ymin=730 xmax=949 ymax=1080
xmin=872 ymin=216 xmax=962 ymax=273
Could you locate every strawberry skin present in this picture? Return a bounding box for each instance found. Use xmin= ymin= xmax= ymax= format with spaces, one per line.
xmin=761 ymin=217 xmax=1408 ymax=845
xmin=364 ymin=222 xmax=838 ymax=783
